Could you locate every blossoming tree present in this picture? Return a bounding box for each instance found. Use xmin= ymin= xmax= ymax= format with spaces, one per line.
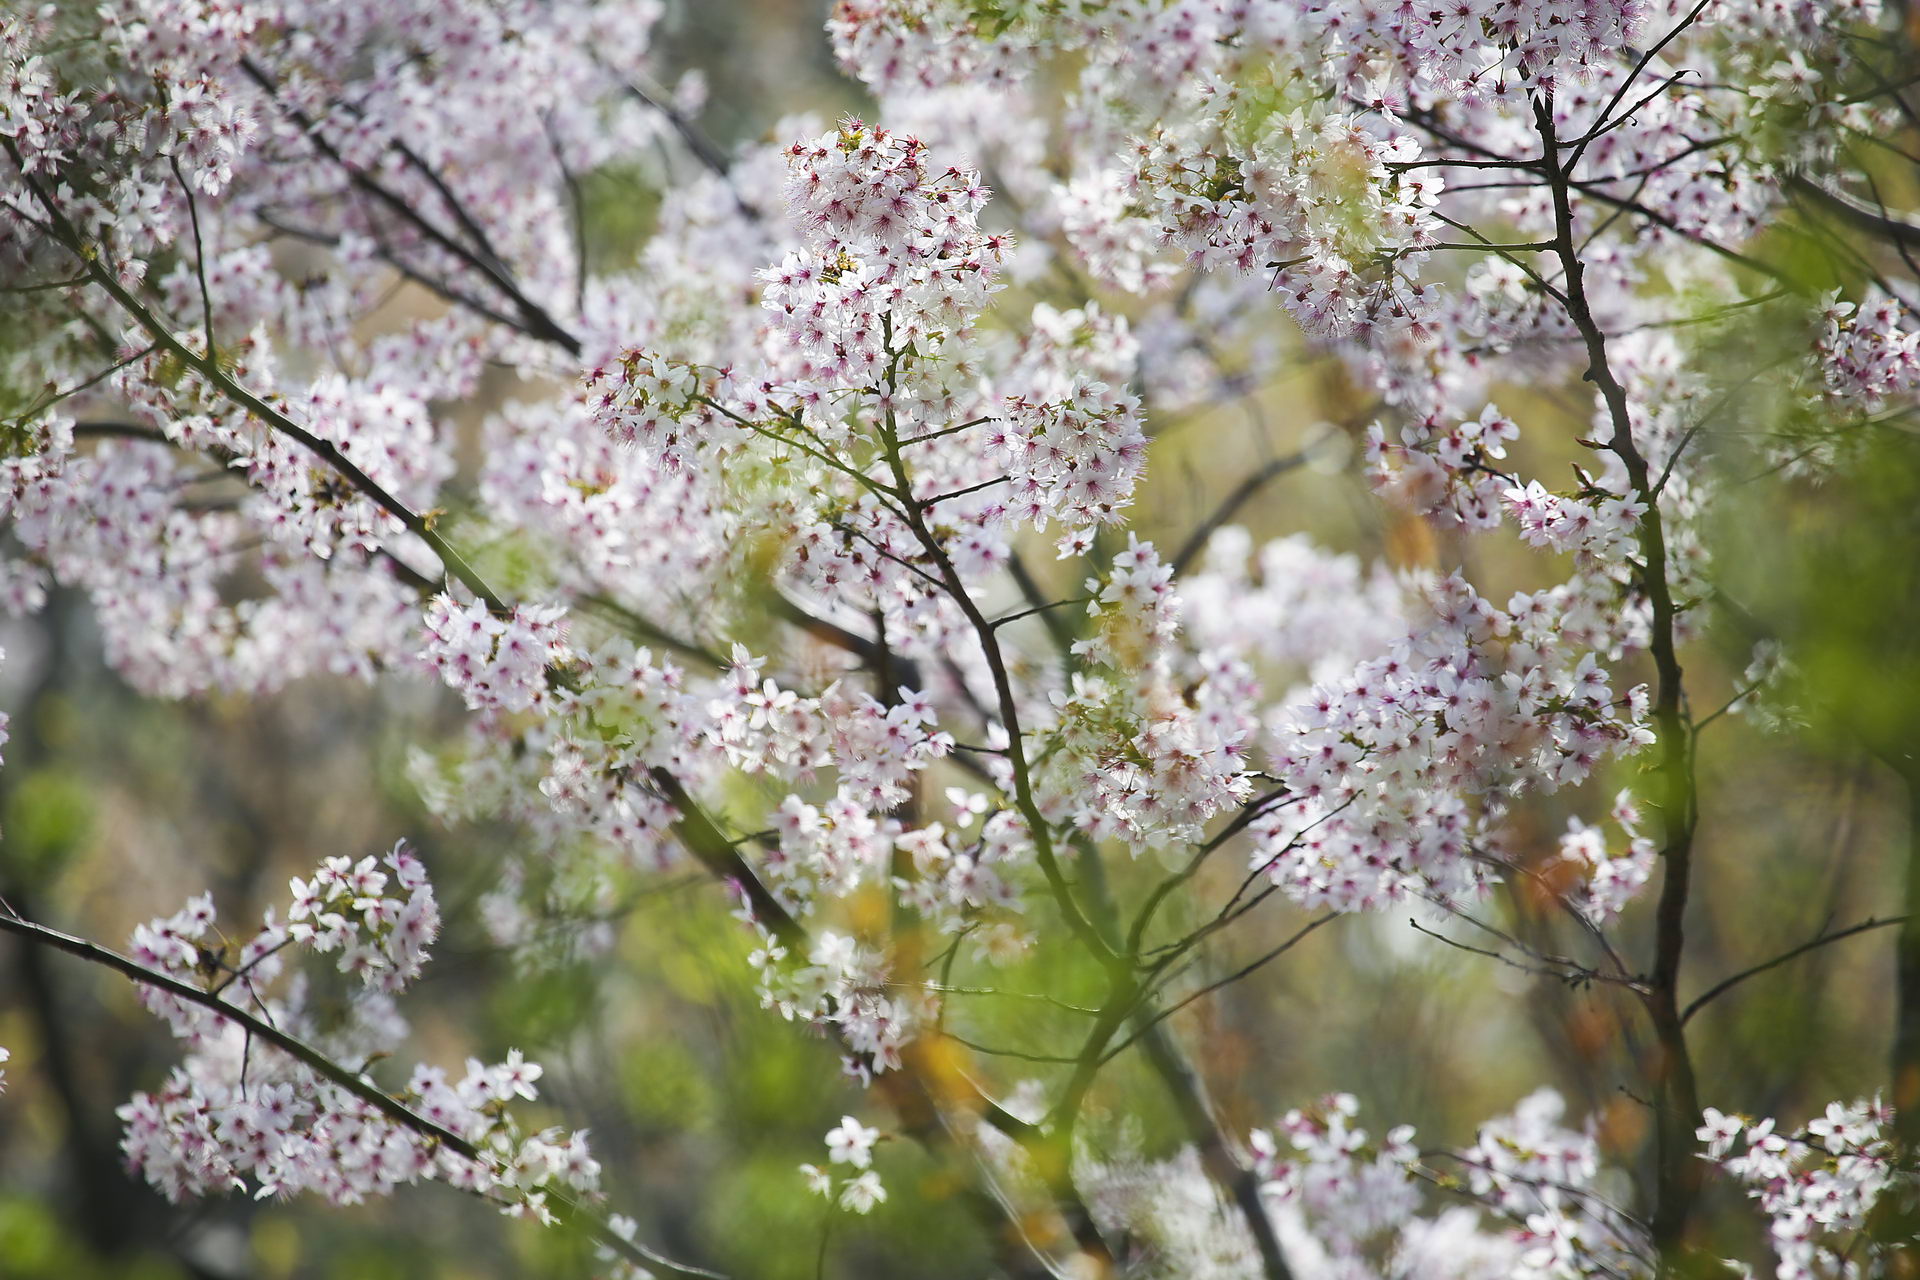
xmin=2 ymin=0 xmax=1919 ymax=1276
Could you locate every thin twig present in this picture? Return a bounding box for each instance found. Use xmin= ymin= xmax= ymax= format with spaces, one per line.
xmin=1681 ymin=916 xmax=1905 ymax=1025
xmin=1099 ymin=915 xmax=1338 ymax=1066
xmin=0 ymin=911 xmax=725 ymax=1279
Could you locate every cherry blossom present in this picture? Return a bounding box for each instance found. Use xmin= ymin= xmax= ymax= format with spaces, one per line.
xmin=114 ymin=851 xmax=598 ymax=1226
xmin=1699 ymin=1098 xmax=1905 ymax=1280
xmin=1 ymin=0 xmax=1916 ymax=1273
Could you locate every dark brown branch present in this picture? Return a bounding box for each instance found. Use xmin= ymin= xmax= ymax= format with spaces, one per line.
xmin=1894 ymin=768 xmax=1920 ymax=1149
xmin=1409 ymin=917 xmax=1646 ymax=992
xmin=1788 ymin=174 xmax=1920 ymax=251
xmin=1138 ymin=1019 xmax=1296 ymax=1280
xmin=1566 ymin=0 xmax=1715 ymax=172
xmin=1126 ymin=788 xmax=1291 ymax=957
xmin=1536 ymin=95 xmax=1703 ymax=1266
xmin=256 ymin=211 xmax=535 ymax=337
xmin=1683 ymin=915 xmax=1905 ymax=1026
xmin=618 ymin=78 xmax=758 ymax=223
xmin=772 ymin=596 xmax=923 ymax=690
xmin=578 ymin=592 xmax=728 ymax=669
xmin=239 ymin=59 xmax=582 ymax=356
xmin=1006 ymin=552 xmax=1077 ymax=657
xmin=939 ymin=1031 xmax=1082 ymax=1065
xmin=0 ymin=912 xmax=725 ymax=1279
xmin=1169 ymin=450 xmax=1310 ymax=576
xmin=8 ymin=145 xmax=512 ymax=616
xmin=648 ymin=767 xmax=805 ymax=947
xmin=0 ymin=910 xmax=480 ymax=1155
xmin=653 ymin=768 xmax=1119 ymax=1269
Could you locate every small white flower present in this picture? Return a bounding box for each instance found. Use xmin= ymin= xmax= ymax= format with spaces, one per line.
xmin=826 ymin=1115 xmax=879 ymax=1169
xmin=799 ymin=1163 xmax=834 ymax=1197
xmin=839 ymin=1169 xmax=886 ymax=1214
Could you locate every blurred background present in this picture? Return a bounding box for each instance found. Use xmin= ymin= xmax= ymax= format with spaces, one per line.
xmin=3 ymin=2 xmax=1919 ymax=1277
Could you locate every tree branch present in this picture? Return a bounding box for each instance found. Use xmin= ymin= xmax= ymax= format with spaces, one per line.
xmin=1536 ymin=95 xmax=1704 ymax=1266
xmin=1683 ymin=914 xmax=1904 ymax=1026
xmin=0 ymin=911 xmax=726 ymax=1279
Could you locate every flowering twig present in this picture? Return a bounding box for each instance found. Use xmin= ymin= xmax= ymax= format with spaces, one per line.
xmin=0 ymin=909 xmax=721 ymax=1280
xmin=1683 ymin=915 xmax=1907 ymax=1026
xmin=1537 ymin=93 xmax=1704 ymax=1265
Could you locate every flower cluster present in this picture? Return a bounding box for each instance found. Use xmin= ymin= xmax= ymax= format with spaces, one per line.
xmin=126 ymin=844 xmax=439 ymax=1037
xmin=1180 ymin=528 xmax=1410 ymax=683
xmin=764 ymin=120 xmax=1005 ymax=385
xmin=116 ymin=854 xmax=596 ymax=1222
xmin=828 ymin=1 xmax=999 ymax=94
xmin=991 ymin=382 xmax=1147 ymax=539
xmin=1038 ymin=538 xmax=1258 ymax=854
xmin=1134 ymin=103 xmax=1441 ymax=339
xmin=1079 ymin=1142 xmax=1283 ymax=1280
xmin=1240 ymin=1091 xmax=1637 ymax=1278
xmin=1732 ymin=640 xmax=1810 ymax=736
xmin=421 ymin=596 xmax=572 ymax=714
xmin=1699 ymin=1098 xmax=1903 ymax=1280
xmin=285 ymin=844 xmax=442 ymax=993
xmin=894 ymin=805 xmax=1033 ymax=933
xmin=1369 ymin=405 xmax=1523 ymax=532
xmin=1554 ymin=792 xmax=1657 ymax=926
xmin=1458 ymin=1090 xmax=1642 ymax=1279
xmin=1505 ymin=481 xmax=1649 ymax=562
xmin=1253 ymin=1092 xmax=1422 ymax=1255
xmin=754 ymin=928 xmax=920 ymax=1081
xmin=1254 ymin=575 xmax=1653 ymax=911
xmin=800 ymin=1114 xmax=888 ymax=1214
xmin=1057 ymin=168 xmax=1179 ymax=295
xmin=1816 ymin=288 xmax=1920 ymax=411
xmin=584 ymin=350 xmax=732 ymax=470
